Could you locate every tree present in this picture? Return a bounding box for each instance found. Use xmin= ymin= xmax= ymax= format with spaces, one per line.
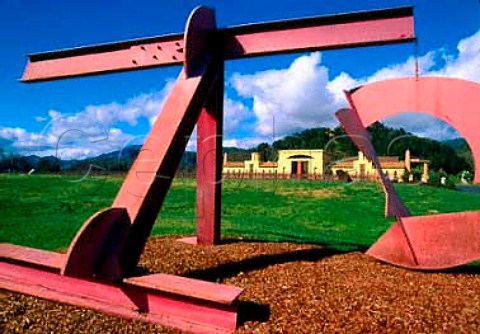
xmin=256 ymin=142 xmax=276 ymax=161
xmin=37 ymin=157 xmax=60 ymax=173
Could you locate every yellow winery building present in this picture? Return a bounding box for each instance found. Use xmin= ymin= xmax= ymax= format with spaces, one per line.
xmin=222 ymin=149 xmax=428 ymax=181
xmin=223 ymin=149 xmax=327 ymax=178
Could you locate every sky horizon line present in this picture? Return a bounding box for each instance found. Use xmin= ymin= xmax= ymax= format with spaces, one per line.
xmin=0 ymin=1 xmax=478 ymax=160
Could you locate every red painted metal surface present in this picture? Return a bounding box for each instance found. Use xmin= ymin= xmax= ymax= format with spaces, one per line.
xmin=184 ymin=6 xmax=216 ymax=78
xmin=177 ymin=236 xmax=200 ymax=245
xmin=346 ymin=77 xmax=480 ymax=183
xmin=224 ymin=14 xmax=413 ymax=59
xmin=0 ymin=261 xmax=241 ymax=334
xmin=21 ymin=7 xmax=414 ymax=81
xmin=0 ymin=7 xmax=244 ymax=334
xmin=0 ymin=4 xmax=427 ymax=333
xmin=196 ymin=61 xmax=224 ymax=245
xmin=112 ymin=7 xmax=218 ymax=276
xmin=335 ymin=108 xmax=410 ymax=217
xmin=64 ymin=63 xmax=217 ymax=278
xmin=337 ymin=104 xmax=480 ymax=269
xmin=341 ymin=77 xmax=480 ymax=269
xmin=0 ymin=243 xmax=64 ymax=271
xmin=125 ymin=273 xmax=243 ymax=305
xmin=367 ymin=211 xmax=480 ymax=269
xmin=62 ymin=207 xmax=130 ymax=279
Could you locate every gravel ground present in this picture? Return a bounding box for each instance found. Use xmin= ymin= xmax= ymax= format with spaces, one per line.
xmin=2 ymin=236 xmax=480 ymax=333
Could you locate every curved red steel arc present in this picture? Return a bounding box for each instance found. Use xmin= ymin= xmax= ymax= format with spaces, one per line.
xmin=346 ymin=76 xmax=480 ymax=183
xmin=343 ymin=76 xmax=480 ymax=269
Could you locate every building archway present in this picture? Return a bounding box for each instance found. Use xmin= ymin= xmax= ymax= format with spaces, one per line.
xmin=346 ymin=77 xmax=480 ymax=183
xmin=286 ymin=154 xmax=312 ymax=177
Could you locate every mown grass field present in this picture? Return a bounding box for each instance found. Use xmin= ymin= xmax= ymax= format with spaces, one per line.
xmin=0 ymin=174 xmax=479 ymax=251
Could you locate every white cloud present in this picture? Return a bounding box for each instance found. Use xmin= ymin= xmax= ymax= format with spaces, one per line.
xmin=0 ymin=75 xmax=253 ymax=158
xmin=0 ymin=80 xmax=175 ymax=159
xmin=230 ymin=29 xmax=480 ymax=142
xmin=223 ymin=97 xmax=251 ymax=135
xmin=380 ymin=113 xmax=460 ymax=141
xmin=432 ymin=30 xmax=480 ymax=81
xmin=2 ymin=30 xmax=479 ymax=158
xmin=34 ymin=116 xmax=47 ymax=122
xmin=232 ymin=52 xmax=339 ymax=137
xmin=223 ymin=137 xmax=268 ymax=149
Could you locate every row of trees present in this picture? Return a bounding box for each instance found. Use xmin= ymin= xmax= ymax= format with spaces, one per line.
xmin=0 ymin=153 xmax=60 ymax=173
xmin=0 ymin=122 xmax=473 ymax=176
xmin=252 ymin=122 xmax=472 ymax=176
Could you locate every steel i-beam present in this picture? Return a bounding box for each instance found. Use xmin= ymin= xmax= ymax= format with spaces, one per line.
xmin=21 ymin=6 xmax=414 ymax=82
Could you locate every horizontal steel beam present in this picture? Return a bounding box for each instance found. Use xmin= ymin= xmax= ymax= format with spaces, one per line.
xmin=0 ymin=261 xmax=240 ymax=333
xmin=22 ymin=6 xmax=414 ymax=82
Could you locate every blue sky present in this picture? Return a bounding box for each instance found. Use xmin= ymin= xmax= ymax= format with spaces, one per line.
xmin=0 ymin=0 xmax=479 ymax=158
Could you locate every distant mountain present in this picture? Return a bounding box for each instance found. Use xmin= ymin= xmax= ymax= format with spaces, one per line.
xmin=263 ymin=123 xmax=472 ymax=175
xmin=0 ymin=123 xmax=473 ymax=175
xmin=0 ymin=145 xmax=197 ymax=173
xmin=66 ymin=145 xmax=197 ymax=172
xmin=443 ymin=138 xmax=467 ymax=149
xmin=443 ymin=138 xmax=473 ymax=171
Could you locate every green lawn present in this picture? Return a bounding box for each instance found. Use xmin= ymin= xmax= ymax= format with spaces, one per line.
xmin=1 ymin=174 xmax=479 ymax=251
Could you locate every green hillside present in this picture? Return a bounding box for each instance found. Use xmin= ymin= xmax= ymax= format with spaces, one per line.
xmin=0 ymin=122 xmax=472 ymax=176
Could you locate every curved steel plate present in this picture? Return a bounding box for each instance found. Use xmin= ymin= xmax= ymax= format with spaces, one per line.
xmin=347 ymin=77 xmax=480 ymax=183
xmin=367 ymin=211 xmax=480 ymax=269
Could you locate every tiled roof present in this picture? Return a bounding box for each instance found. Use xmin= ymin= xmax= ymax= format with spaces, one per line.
xmin=378 ymin=156 xmax=400 ymax=162
xmin=259 ymin=162 xmax=278 ymax=168
xmin=224 ymin=162 xmax=245 ymax=168
xmin=381 ymin=162 xmax=405 ymax=169
xmin=331 ymin=162 xmax=354 ymax=169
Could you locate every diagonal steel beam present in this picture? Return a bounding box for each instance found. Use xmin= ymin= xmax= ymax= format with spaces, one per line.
xmin=335 ymin=107 xmax=411 ymax=218
xmin=21 ymin=6 xmax=414 ymax=82
xmin=62 ymin=6 xmax=220 ymax=278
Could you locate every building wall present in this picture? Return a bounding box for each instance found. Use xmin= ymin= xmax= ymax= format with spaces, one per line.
xmin=223 ymin=150 xmax=326 ymax=176
xmin=276 ymin=149 xmax=325 ymax=176
xmin=223 ymin=149 xmax=424 ymax=182
xmin=330 ymin=151 xmax=406 ymax=181
xmin=223 ymin=152 xmax=277 ymax=175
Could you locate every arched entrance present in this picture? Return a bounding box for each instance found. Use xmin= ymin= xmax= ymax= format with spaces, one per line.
xmin=288 ymin=154 xmax=313 ymax=178
xmin=345 ymin=77 xmax=480 ymax=183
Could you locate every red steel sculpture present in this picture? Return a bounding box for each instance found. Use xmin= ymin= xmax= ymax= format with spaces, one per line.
xmin=0 ymin=5 xmax=428 ymax=333
xmin=345 ymin=77 xmax=480 ymax=184
xmin=336 ymin=77 xmax=480 ymax=269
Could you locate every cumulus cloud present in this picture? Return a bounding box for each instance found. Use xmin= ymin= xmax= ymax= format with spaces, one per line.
xmin=1 ymin=30 xmax=478 ymax=158
xmin=228 ymin=29 xmax=480 ymax=142
xmin=0 ymin=80 xmax=175 ymax=159
xmin=232 ymin=52 xmax=338 ymax=137
xmin=0 ymin=75 xmax=255 ymax=158
xmin=223 ymin=97 xmax=252 ymax=136
xmin=433 ymin=30 xmax=480 ymax=81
